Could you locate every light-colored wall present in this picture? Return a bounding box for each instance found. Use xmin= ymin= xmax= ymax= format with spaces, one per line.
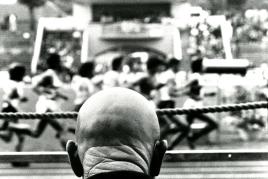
xmin=73 ymin=3 xmax=92 ymax=22
xmin=0 ymin=3 xmax=66 ymax=22
xmin=86 ymin=24 xmax=180 ymax=59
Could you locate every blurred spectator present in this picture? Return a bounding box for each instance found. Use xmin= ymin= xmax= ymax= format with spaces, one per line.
xmin=156 ymin=58 xmax=189 ymax=150
xmin=136 ymin=56 xmax=166 ymax=102
xmin=31 ymin=53 xmax=69 ymax=149
xmin=183 ymin=79 xmax=218 ymax=149
xmin=0 ymin=63 xmax=28 ymax=152
xmin=71 ymin=61 xmax=96 ymax=112
xmin=32 ymin=53 xmax=64 ymax=88
xmin=123 ymin=56 xmax=146 ymax=89
xmin=102 ymin=56 xmax=125 ymax=89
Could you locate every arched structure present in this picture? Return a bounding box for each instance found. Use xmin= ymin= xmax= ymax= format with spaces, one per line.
xmin=94 ymin=45 xmax=167 ymax=59
xmin=31 ymin=19 xmax=182 ymax=73
xmin=84 ymin=23 xmax=182 ymax=62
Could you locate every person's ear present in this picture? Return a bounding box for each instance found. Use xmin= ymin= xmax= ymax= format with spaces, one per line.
xmin=149 ymin=140 xmax=168 ymax=177
xmin=66 ymin=140 xmax=83 ymax=177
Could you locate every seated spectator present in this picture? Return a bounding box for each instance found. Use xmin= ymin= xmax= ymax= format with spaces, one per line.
xmin=66 ymin=87 xmax=167 ymax=179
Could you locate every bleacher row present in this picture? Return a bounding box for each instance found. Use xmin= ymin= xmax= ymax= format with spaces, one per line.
xmin=0 ymin=151 xmax=267 ymax=179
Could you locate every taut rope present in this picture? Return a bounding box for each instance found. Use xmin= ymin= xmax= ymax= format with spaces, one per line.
xmin=0 ymin=101 xmax=266 ymax=120
xmin=156 ymin=101 xmax=268 ymax=115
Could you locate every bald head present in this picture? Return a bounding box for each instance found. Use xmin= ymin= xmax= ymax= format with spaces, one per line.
xmin=75 ymin=87 xmax=160 ymax=176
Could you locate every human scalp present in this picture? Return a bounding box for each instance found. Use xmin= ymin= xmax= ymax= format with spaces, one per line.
xmin=76 ymin=88 xmax=159 ymax=146
xmin=76 ymin=88 xmax=160 ymax=160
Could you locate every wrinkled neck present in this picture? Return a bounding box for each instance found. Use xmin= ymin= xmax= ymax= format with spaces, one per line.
xmin=82 ymin=146 xmax=149 ymax=178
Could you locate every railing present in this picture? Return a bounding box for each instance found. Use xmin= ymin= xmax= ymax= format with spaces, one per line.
xmin=0 ymin=150 xmax=268 ymax=163
xmin=0 ymin=151 xmax=268 ymax=179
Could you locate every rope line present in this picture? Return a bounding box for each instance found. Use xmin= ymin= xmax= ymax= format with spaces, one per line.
xmin=156 ymin=101 xmax=268 ymax=115
xmin=0 ymin=112 xmax=77 ymax=120
xmin=0 ymin=101 xmax=266 ymax=120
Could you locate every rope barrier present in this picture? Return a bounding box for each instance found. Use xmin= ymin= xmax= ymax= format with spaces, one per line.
xmin=0 ymin=112 xmax=78 ymax=120
xmin=0 ymin=101 xmax=266 ymax=120
xmin=156 ymin=101 xmax=268 ymax=115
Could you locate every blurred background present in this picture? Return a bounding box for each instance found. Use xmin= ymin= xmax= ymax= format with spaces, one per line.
xmin=0 ymin=0 xmax=267 ymax=152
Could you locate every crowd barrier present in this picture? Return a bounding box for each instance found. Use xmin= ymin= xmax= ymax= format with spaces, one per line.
xmin=0 ymin=101 xmax=267 ymax=120
xmin=0 ymin=101 xmax=267 ymax=178
xmin=0 ymin=150 xmax=268 ymax=163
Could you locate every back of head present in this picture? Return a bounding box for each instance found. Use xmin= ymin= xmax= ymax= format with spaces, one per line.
xmin=111 ymin=56 xmax=124 ymax=71
xmin=8 ymin=63 xmax=26 ymax=82
xmin=168 ymin=58 xmax=180 ymax=67
xmin=146 ymin=56 xmax=165 ymax=75
xmin=168 ymin=57 xmax=180 ymax=72
xmin=69 ymin=87 xmax=166 ymax=178
xmin=46 ymin=53 xmax=62 ymax=71
xmin=138 ymin=77 xmax=154 ymax=97
xmin=78 ymin=61 xmax=95 ymax=79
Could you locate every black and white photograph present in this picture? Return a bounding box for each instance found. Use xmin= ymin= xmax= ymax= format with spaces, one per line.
xmin=0 ymin=0 xmax=267 ymax=178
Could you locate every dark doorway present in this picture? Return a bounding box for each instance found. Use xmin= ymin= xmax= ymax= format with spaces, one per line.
xmin=92 ymin=3 xmax=171 ymax=22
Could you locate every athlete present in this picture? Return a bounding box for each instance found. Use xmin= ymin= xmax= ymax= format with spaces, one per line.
xmin=0 ymin=63 xmax=28 ymax=152
xmin=183 ymin=79 xmax=218 ymax=149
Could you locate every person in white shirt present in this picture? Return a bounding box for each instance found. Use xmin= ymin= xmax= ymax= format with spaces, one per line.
xmin=157 ymin=58 xmax=188 ymax=106
xmin=182 ymin=79 xmax=218 ymax=149
xmin=32 ymin=53 xmax=68 ymax=111
xmin=135 ymin=56 xmax=165 ymax=105
xmin=29 ymin=53 xmax=68 ymax=149
xmin=71 ymin=61 xmax=95 ymax=112
xmin=156 ymin=58 xmax=189 ymax=150
xmin=0 ymin=63 xmax=28 ymax=152
xmin=102 ymin=56 xmax=125 ymax=89
xmin=122 ymin=57 xmax=146 ymax=90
